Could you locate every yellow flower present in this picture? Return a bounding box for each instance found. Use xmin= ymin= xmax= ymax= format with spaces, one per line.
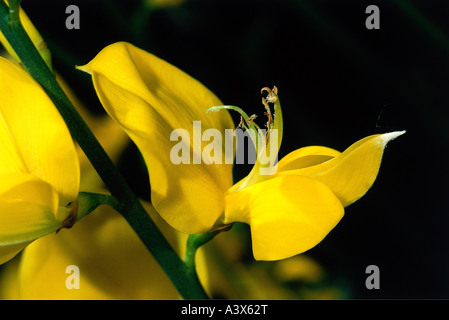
xmin=79 ymin=42 xmax=403 ymax=261
xmin=0 ymin=203 xmax=209 ymax=299
xmin=0 ymin=87 xmax=206 ymax=299
xmin=0 ymin=57 xmax=80 ymax=264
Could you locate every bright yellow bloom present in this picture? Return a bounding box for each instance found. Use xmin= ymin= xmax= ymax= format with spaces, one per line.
xmin=78 ymin=42 xmax=234 ymax=235
xmin=0 ymin=57 xmax=80 ymax=264
xmin=79 ymin=42 xmax=403 ymax=261
xmin=0 ymin=90 xmax=199 ymax=299
xmin=0 ymin=203 xmax=208 ymax=299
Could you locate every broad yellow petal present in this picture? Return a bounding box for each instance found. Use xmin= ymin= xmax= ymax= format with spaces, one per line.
xmin=0 ymin=57 xmax=79 ymax=206
xmin=278 ymin=131 xmax=405 ymax=206
xmin=78 ymin=42 xmax=234 ymax=233
xmin=225 ymin=175 xmax=344 ymax=261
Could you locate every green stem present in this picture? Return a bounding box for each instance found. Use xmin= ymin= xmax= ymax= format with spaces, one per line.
xmin=0 ymin=2 xmax=207 ymax=299
xmin=76 ymin=192 xmax=121 ymax=222
xmin=185 ymin=232 xmax=220 ymax=270
xmin=185 ymin=231 xmax=221 ymax=298
xmin=7 ymin=0 xmax=20 ymax=22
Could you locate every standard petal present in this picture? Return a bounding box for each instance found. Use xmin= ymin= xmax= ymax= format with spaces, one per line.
xmin=78 ymin=42 xmax=234 ymax=233
xmin=224 ymin=175 xmax=344 ymax=261
xmin=0 ymin=174 xmax=60 ymax=248
xmin=278 ymin=131 xmax=405 ymax=207
xmin=0 ymin=57 xmax=79 ymax=206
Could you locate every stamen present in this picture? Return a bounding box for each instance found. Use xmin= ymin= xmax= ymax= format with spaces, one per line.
xmin=238 ymin=115 xmax=245 ymax=129
xmin=262 ymin=97 xmax=273 ymax=129
xmin=261 ymin=86 xmax=279 ymax=103
xmin=248 ymin=114 xmax=257 ymax=124
xmin=261 ymin=86 xmax=280 ymax=144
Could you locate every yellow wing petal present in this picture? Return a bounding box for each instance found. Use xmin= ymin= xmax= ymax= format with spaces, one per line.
xmin=225 ymin=175 xmax=344 ymax=261
xmin=278 ymin=131 xmax=405 ymax=206
xmin=78 ymin=42 xmax=234 ymax=233
xmin=0 ymin=57 xmax=79 ymax=206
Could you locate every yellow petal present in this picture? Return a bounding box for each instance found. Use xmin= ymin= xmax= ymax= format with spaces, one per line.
xmin=0 ymin=203 xmax=205 ymax=299
xmin=278 ymin=131 xmax=405 ymax=207
xmin=0 ymin=242 xmax=30 ymax=265
xmin=0 ymin=174 xmax=60 ymax=247
xmin=225 ymin=175 xmax=344 ymax=261
xmin=229 ymin=145 xmax=341 ymax=196
xmin=0 ymin=57 xmax=79 ymax=205
xmin=277 ymin=146 xmax=341 ymax=172
xmin=0 ymin=254 xmax=20 ymax=298
xmin=78 ymin=42 xmax=234 ymax=233
xmin=0 ymin=173 xmax=58 ymax=212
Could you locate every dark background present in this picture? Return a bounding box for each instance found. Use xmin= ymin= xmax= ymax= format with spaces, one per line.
xmin=17 ymin=0 xmax=449 ymax=298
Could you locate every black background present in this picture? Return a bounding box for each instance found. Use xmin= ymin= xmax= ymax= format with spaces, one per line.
xmin=15 ymin=0 xmax=449 ymax=299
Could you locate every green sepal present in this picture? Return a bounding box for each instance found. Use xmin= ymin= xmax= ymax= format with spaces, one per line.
xmin=76 ymin=192 xmax=120 ymax=223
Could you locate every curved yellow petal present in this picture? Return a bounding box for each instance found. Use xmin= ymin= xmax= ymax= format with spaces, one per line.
xmin=0 ymin=242 xmax=30 ymax=265
xmin=0 ymin=201 xmax=58 ymax=245
xmin=278 ymin=131 xmax=405 ymax=207
xmin=78 ymin=42 xmax=234 ymax=233
xmin=229 ymin=145 xmax=341 ymax=198
xmin=0 ymin=57 xmax=79 ymax=206
xmin=277 ymin=146 xmax=341 ymax=172
xmin=0 ymin=174 xmax=62 ymax=264
xmin=0 ymin=174 xmax=60 ymax=247
xmin=0 ymin=173 xmax=58 ymax=212
xmin=225 ymin=175 xmax=344 ymax=261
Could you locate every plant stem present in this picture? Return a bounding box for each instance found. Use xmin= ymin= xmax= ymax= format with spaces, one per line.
xmin=185 ymin=232 xmax=221 ymax=298
xmin=0 ymin=2 xmax=207 ymax=299
xmin=185 ymin=232 xmax=220 ymax=270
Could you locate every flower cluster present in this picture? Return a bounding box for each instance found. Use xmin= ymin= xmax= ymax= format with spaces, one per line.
xmin=0 ymin=4 xmax=403 ymax=299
